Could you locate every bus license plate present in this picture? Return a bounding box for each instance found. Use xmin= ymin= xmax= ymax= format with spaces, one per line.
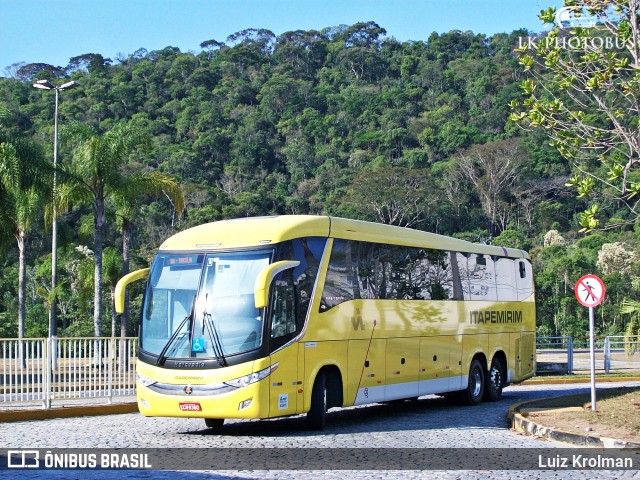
xmin=179 ymin=402 xmax=202 ymax=412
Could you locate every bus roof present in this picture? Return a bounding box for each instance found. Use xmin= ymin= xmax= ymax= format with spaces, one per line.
xmin=159 ymin=215 xmax=529 ymax=259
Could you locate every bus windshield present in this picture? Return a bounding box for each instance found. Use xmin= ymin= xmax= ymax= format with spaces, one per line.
xmin=141 ymin=250 xmax=272 ymax=360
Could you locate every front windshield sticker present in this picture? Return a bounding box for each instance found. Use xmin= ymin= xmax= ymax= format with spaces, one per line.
xmin=192 ymin=337 xmax=205 ymax=353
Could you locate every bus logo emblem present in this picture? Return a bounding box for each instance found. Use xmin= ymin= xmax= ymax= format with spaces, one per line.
xmin=184 ymin=385 xmax=193 ymax=395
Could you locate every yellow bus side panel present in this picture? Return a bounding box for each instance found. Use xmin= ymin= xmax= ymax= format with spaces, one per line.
xmin=385 ymin=338 xmax=419 ymax=400
xmin=268 ymin=343 xmax=300 ymax=417
xmin=419 ymin=335 xmax=462 ymax=395
xmin=348 ymin=339 xmax=387 ymax=404
xmin=302 ymin=340 xmax=348 ymax=412
xmin=302 ymin=298 xmax=535 ymax=406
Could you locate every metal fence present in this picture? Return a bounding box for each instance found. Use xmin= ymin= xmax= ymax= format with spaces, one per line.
xmin=1 ymin=335 xmax=638 ymax=409
xmin=1 ymin=337 xmax=137 ymax=409
xmin=536 ymin=335 xmax=640 ymax=374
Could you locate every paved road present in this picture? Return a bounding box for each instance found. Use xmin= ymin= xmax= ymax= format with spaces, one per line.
xmin=1 ymin=382 xmax=639 ymax=479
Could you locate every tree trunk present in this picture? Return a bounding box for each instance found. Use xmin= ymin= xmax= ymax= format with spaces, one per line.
xmin=17 ymin=228 xmax=26 ymax=339
xmin=94 ymin=198 xmax=104 ymax=337
xmin=120 ymin=217 xmax=131 ymax=338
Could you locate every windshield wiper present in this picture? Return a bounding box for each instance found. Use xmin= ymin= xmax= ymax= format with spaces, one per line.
xmin=202 ymin=294 xmax=227 ymax=366
xmin=156 ymin=297 xmax=195 ymax=366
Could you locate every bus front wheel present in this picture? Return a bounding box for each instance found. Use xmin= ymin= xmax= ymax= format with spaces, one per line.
xmin=204 ymin=418 xmax=224 ymax=431
xmin=462 ymin=359 xmax=485 ymax=406
xmin=307 ymin=372 xmax=327 ymax=430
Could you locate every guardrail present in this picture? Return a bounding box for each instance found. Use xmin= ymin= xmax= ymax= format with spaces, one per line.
xmin=536 ymin=335 xmax=640 ymax=375
xmin=1 ymin=337 xmax=137 ymax=409
xmin=1 ymin=335 xmax=638 ymax=409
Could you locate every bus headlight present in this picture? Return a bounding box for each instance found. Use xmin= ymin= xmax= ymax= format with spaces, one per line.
xmin=136 ymin=373 xmax=157 ymax=387
xmin=224 ymin=363 xmax=278 ymax=388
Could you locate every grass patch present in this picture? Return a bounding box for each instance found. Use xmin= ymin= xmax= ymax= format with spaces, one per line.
xmin=526 ymin=387 xmax=640 ymax=443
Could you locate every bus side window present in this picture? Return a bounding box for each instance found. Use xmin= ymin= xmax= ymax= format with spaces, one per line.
xmin=495 ymin=257 xmax=517 ymax=302
xmin=516 ymin=259 xmax=534 ymax=300
xmin=289 ymin=237 xmax=326 ymax=325
xmin=320 ymin=239 xmax=354 ymax=311
xmin=457 ymin=252 xmax=471 ymax=300
xmin=468 ymin=254 xmax=497 ymax=301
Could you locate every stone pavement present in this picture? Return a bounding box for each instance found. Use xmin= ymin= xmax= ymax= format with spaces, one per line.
xmin=1 ymin=380 xmax=639 ymax=480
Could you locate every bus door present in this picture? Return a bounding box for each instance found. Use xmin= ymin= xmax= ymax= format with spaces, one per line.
xmin=268 ymin=270 xmax=301 ymax=417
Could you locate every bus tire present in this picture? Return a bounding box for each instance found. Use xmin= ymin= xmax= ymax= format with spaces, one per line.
xmin=462 ymin=359 xmax=485 ymax=406
xmin=483 ymin=357 xmax=505 ymax=402
xmin=204 ymin=418 xmax=224 ymax=431
xmin=307 ymin=371 xmax=327 ymax=430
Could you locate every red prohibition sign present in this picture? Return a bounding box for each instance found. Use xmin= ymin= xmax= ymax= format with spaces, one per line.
xmin=574 ymin=274 xmax=606 ymax=308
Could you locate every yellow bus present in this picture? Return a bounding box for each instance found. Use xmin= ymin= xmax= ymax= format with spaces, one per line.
xmin=115 ymin=215 xmax=535 ymax=430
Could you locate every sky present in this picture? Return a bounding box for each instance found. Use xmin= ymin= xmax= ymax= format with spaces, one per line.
xmin=0 ymin=0 xmax=557 ymax=71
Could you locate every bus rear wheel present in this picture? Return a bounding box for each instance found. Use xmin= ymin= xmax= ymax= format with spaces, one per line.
xmin=307 ymin=372 xmax=327 ymax=430
xmin=483 ymin=358 xmax=505 ymax=402
xmin=462 ymin=359 xmax=485 ymax=406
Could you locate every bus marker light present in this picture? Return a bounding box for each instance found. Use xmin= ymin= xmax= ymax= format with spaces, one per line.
xmin=179 ymin=402 xmax=202 ymax=412
xmin=139 ymin=398 xmax=150 ymax=409
xmin=239 ymin=399 xmax=253 ymax=410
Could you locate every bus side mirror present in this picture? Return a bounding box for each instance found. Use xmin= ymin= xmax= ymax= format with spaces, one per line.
xmin=254 ymin=261 xmax=300 ymax=309
xmin=115 ymin=268 xmax=150 ymax=314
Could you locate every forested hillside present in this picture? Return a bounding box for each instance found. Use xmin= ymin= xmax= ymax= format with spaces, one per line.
xmin=0 ymin=22 xmax=638 ymax=340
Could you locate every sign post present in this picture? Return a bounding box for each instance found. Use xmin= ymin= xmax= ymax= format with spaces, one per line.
xmin=574 ymin=274 xmax=606 ymax=412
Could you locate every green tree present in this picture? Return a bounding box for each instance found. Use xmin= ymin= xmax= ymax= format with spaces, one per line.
xmin=512 ymin=1 xmax=640 ymax=230
xmin=58 ymin=122 xmax=149 ymax=336
xmin=455 ymin=138 xmax=528 ymax=234
xmin=0 ymin=106 xmax=47 ymax=339
xmin=113 ymin=170 xmax=184 ymax=337
xmin=340 ymin=167 xmax=435 ymax=228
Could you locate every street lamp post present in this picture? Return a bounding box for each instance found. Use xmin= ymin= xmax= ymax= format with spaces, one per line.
xmin=33 ymin=79 xmax=80 ymax=338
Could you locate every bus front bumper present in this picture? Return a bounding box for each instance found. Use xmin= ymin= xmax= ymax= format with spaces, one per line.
xmin=136 ymin=380 xmax=270 ymax=419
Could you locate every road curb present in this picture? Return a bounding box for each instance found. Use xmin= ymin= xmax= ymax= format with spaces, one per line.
xmin=522 ymin=376 xmax=640 ymax=385
xmin=507 ymin=396 xmax=640 ymax=448
xmin=0 ymin=402 xmax=138 ymax=423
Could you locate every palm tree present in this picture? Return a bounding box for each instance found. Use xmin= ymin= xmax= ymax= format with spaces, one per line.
xmin=0 ymin=108 xmax=47 ymax=339
xmin=112 ymin=170 xmax=184 ymax=337
xmin=58 ymin=122 xmax=150 ymax=337
xmin=102 ymin=246 xmax=122 ymax=337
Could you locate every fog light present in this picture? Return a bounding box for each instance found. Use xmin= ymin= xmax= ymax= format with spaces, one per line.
xmin=139 ymin=398 xmax=150 ymax=409
xmin=239 ymin=398 xmax=253 ymax=410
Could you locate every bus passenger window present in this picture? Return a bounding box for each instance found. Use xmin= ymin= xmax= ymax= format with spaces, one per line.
xmin=289 ymin=237 xmax=325 ymax=324
xmin=320 ymin=239 xmax=354 ymax=311
xmin=495 ymin=257 xmax=517 ymax=302
xmin=468 ymin=254 xmax=497 ymax=301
